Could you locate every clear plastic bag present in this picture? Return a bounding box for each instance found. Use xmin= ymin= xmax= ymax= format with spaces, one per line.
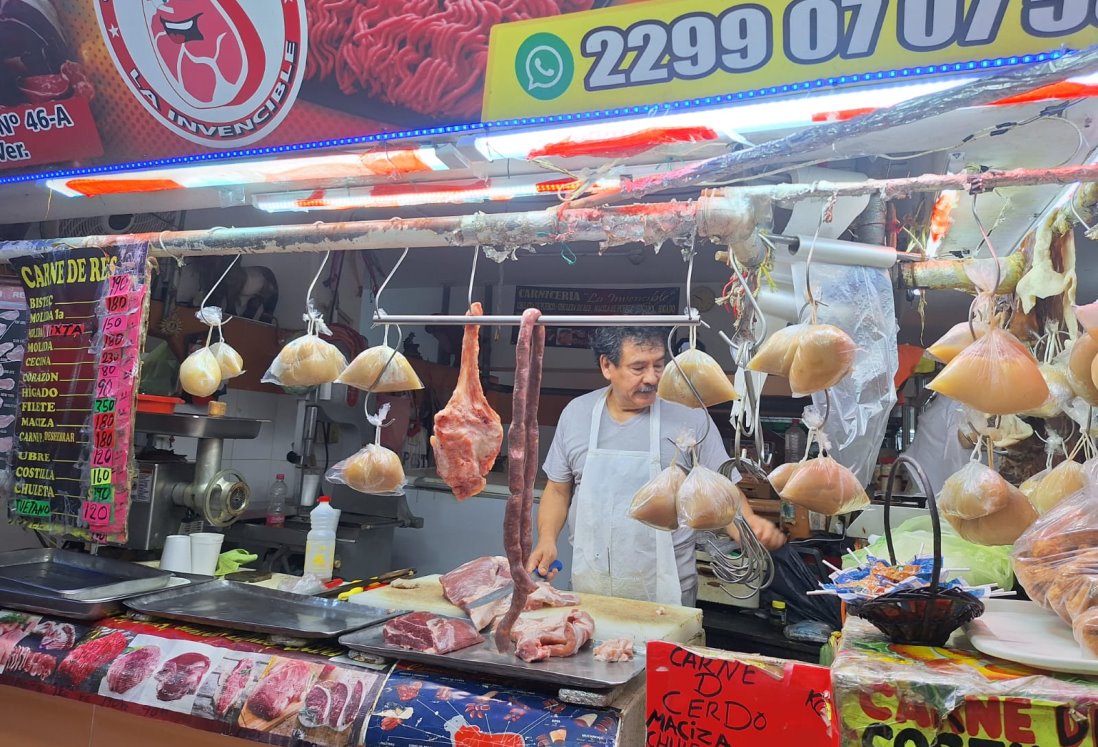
xmin=927 ymin=327 xmax=1049 ymax=415
xmin=777 ymin=456 xmax=869 ymax=515
xmin=628 ymin=464 xmax=686 ymax=531
xmin=1020 ymin=359 xmax=1074 ymax=418
xmin=658 ymin=348 xmax=738 ymax=408
xmin=337 ymin=344 xmax=423 ymax=393
xmin=262 ymin=334 xmax=348 ymax=388
xmin=208 ymin=341 xmax=244 ymax=380
xmin=1069 ymin=334 xmax=1098 ymax=405
xmin=326 ymin=443 xmax=405 ymax=494
xmin=939 ymin=461 xmax=1037 ymax=545
xmin=179 ymin=347 xmax=221 ymax=397
xmin=767 ymin=462 xmax=800 ymax=493
xmin=1076 ymin=302 xmax=1098 ymax=339
xmin=676 ymin=462 xmax=742 ymax=530
xmin=926 ymin=321 xmax=989 ymax=364
xmin=746 ymin=322 xmax=855 ymax=396
xmin=1072 ymin=606 xmax=1098 ymax=656
xmin=1030 ymin=460 xmax=1087 ymax=515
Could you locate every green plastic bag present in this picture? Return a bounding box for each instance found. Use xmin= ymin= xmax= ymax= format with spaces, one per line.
xmin=139 ymin=340 xmax=180 ymax=397
xmin=844 ymin=514 xmax=1015 ymax=590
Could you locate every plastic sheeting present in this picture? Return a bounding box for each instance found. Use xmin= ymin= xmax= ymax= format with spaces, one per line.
xmin=792 ymin=262 xmax=899 ymax=486
xmin=904 ymin=395 xmax=973 ymax=495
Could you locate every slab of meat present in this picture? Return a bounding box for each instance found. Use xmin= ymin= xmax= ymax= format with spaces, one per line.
xmin=326 ymin=680 xmax=349 ymax=728
xmin=383 ymin=611 xmax=483 ymax=655
xmin=511 ymin=609 xmax=595 ymax=663
xmin=441 ymin=556 xmax=579 ymax=632
xmin=593 ymin=638 xmax=635 ymax=663
xmin=7 ymin=645 xmax=56 ymax=679
xmin=247 ymin=659 xmax=314 ymax=721
xmin=155 ymin=651 xmax=210 ymax=701
xmin=338 ymin=678 xmax=365 ymax=731
xmin=431 ymin=302 xmax=504 ymax=500
xmin=298 ymin=679 xmax=336 ymax=728
xmin=495 ymin=308 xmax=545 ymax=651
xmin=528 ymin=584 xmax=580 ymax=610
xmin=58 ymin=630 xmax=128 ymax=687
xmin=34 ymin=621 xmax=76 ymax=651
xmin=105 ymin=645 xmax=161 ymax=694
xmin=214 ymin=657 xmax=254 ymax=716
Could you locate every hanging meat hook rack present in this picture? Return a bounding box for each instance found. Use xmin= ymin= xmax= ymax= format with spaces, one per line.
xmin=370 ymin=242 xmax=704 ymax=327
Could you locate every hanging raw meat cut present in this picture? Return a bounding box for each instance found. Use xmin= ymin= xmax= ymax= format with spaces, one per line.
xmin=432 ymin=302 xmax=504 ymax=500
xmin=495 ymin=309 xmax=546 ymax=652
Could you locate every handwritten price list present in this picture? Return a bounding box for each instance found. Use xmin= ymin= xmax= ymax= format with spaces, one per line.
xmin=9 ymin=243 xmax=148 ymax=544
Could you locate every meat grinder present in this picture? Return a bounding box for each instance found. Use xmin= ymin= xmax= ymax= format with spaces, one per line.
xmin=127 ymin=412 xmax=266 ymax=550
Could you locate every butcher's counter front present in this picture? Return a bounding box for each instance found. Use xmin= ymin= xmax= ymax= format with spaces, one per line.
xmin=831 ymin=616 xmax=1098 ymax=747
xmin=0 ymin=585 xmax=701 ymax=746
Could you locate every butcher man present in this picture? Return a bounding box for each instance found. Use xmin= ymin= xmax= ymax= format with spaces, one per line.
xmin=528 ymin=327 xmax=786 ymax=607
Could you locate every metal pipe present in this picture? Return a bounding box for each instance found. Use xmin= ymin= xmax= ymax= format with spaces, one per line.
xmin=373 ymin=312 xmax=700 ymax=327
xmin=782 ymin=235 xmax=905 ymax=269
xmin=194 ymin=438 xmax=223 ymax=493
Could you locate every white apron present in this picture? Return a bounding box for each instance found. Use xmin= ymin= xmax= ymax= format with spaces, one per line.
xmin=570 ymin=393 xmax=681 ymax=605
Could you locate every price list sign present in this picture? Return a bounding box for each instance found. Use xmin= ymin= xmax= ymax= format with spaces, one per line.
xmin=8 ymin=243 xmax=148 ymax=544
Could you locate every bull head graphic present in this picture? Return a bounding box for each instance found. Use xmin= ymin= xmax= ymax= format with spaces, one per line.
xmin=142 ymin=0 xmax=265 ymax=109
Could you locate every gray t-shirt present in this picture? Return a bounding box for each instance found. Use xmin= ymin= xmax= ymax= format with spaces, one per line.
xmin=543 ymin=387 xmax=731 ymax=595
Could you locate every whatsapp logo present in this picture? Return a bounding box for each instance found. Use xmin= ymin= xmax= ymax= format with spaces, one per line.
xmin=516 ymin=33 xmax=573 ymax=101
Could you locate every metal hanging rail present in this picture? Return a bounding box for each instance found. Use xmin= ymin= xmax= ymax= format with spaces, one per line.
xmin=372 ymin=312 xmax=701 ymax=327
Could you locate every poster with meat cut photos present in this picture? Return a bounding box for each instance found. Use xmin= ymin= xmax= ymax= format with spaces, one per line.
xmin=0 ymin=610 xmax=42 ymax=674
xmin=191 ymin=651 xmax=267 ymax=723
xmin=1 ymin=618 xmax=88 ymax=687
xmin=364 ymin=663 xmax=620 ymax=746
xmin=0 ymin=283 xmax=27 ymax=477
xmin=105 ymin=638 xmax=224 ymax=716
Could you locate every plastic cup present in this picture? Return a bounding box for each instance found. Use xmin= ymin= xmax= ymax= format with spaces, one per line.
xmin=189 ymin=532 xmax=224 ymax=576
xmin=160 ymin=535 xmax=192 ymax=574
xmin=301 ymin=471 xmax=321 ymax=508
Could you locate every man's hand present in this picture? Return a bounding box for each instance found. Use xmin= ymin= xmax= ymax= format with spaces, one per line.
xmin=745 ymin=514 xmax=787 ymax=551
xmin=526 ymin=541 xmax=559 ymax=580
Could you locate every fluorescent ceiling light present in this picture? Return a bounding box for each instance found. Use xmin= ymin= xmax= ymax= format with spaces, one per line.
xmin=253 ymin=176 xmax=620 ymax=213
xmin=46 ymin=147 xmax=449 ymax=197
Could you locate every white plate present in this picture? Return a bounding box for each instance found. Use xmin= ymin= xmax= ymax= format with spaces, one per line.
xmin=966 ymin=598 xmax=1098 ymax=675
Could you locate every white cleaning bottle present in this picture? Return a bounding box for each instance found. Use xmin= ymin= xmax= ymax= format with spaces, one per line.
xmin=303 ymin=495 xmax=340 ymax=581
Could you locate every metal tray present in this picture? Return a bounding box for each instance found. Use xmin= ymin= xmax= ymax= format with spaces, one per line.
xmin=0 ymin=549 xmax=172 ymax=600
xmin=0 ymin=577 xmax=194 ymax=621
xmin=124 ymin=579 xmax=405 ymax=638
xmin=338 ymin=624 xmax=646 ymax=690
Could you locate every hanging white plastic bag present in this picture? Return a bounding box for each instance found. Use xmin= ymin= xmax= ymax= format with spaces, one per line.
xmin=263 ymin=297 xmax=347 ymax=388
xmin=325 ymin=402 xmax=406 ymax=494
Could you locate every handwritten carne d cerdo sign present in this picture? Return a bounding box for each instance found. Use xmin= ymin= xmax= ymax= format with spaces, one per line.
xmin=646 ymin=641 xmax=838 ymax=747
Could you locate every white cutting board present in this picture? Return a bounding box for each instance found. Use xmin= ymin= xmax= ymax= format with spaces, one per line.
xmin=351 ymin=574 xmax=703 ymax=644
xmin=966 ymin=598 xmax=1098 ymax=675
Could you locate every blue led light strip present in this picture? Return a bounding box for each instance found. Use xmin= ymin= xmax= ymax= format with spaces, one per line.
xmin=0 ymin=50 xmax=1066 ymax=187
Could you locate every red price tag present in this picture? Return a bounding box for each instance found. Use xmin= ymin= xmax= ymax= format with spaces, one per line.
xmin=81 ymin=500 xmax=112 ymax=526
xmin=92 ymin=429 xmax=116 ymax=449
xmin=91 ymin=447 xmax=113 ymax=467
xmin=95 ymin=379 xmax=116 ymax=398
xmin=100 ymin=349 xmax=123 ymax=365
xmin=108 ymin=275 xmax=131 ymax=294
xmin=101 ymin=314 xmax=128 ymax=334
xmin=103 ymin=331 xmax=125 ymax=348
xmin=94 ymin=412 xmax=116 ymax=431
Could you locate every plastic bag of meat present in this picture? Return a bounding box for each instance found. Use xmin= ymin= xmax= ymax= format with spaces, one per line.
xmin=327 ymin=443 xmax=405 ymax=494
xmin=1076 ymin=301 xmax=1098 ymax=338
xmin=180 ymin=347 xmax=222 ymax=397
xmin=337 ymin=344 xmax=423 ymax=392
xmin=767 ymin=462 xmax=800 ymax=493
xmin=778 ymin=456 xmax=869 ymax=515
xmin=938 ymin=460 xmax=1037 ymax=545
xmin=926 ymin=321 xmax=990 ymax=364
xmin=747 ymin=323 xmax=856 ymax=396
xmin=1019 ymin=358 xmax=1074 ymax=418
xmin=676 ymin=460 xmax=742 ymax=530
xmin=263 ymin=334 xmax=347 ymax=388
xmin=1029 ymin=460 xmax=1087 ymax=515
xmin=658 ymin=348 xmax=738 ymax=408
xmin=628 ymin=463 xmax=685 ymax=531
xmin=1068 ymin=334 xmax=1098 ymax=405
xmin=927 ymin=326 xmax=1049 ymax=415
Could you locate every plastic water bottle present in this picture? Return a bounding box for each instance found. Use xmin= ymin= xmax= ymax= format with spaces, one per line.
xmin=265 ymin=474 xmax=289 ymax=527
xmin=303 ymin=495 xmax=340 ymax=581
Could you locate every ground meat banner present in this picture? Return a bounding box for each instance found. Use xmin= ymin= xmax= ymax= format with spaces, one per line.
xmin=512 ymin=286 xmax=679 ymax=349
xmin=364 ymin=663 xmax=620 ymax=746
xmin=0 ymin=609 xmax=386 ymax=747
xmin=6 ymin=242 xmax=149 ymax=545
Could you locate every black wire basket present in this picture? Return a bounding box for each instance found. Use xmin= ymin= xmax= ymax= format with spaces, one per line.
xmin=845 ymin=455 xmax=985 ymax=647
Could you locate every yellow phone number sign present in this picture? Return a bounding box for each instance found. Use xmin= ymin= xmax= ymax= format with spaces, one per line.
xmin=482 ymin=0 xmax=1097 ymax=121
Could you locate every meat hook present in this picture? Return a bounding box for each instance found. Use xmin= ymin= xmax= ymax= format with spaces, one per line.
xmin=372 ymin=246 xmax=410 ymax=319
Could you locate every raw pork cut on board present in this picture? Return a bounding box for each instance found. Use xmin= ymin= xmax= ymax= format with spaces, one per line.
xmin=439 ymin=555 xmax=578 ymax=631
xmin=511 ymin=609 xmax=595 ymax=663
xmin=383 ymin=611 xmax=484 ymax=655
xmin=34 ymin=620 xmax=76 ymax=650
xmin=58 ymin=630 xmax=128 ymax=687
xmin=246 ymin=659 xmax=314 ymax=721
xmin=155 ymin=652 xmax=211 ymax=701
xmin=215 ymin=657 xmax=254 ymax=716
xmin=105 ymin=645 xmax=161 ymax=694
xmin=496 ymin=308 xmax=546 ymax=651
xmin=593 ymin=638 xmax=635 ymax=663
xmin=431 ymin=302 xmax=504 ymax=500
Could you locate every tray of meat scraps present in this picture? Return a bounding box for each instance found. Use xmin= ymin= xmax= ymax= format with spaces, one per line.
xmin=124 ymin=580 xmax=406 ymax=638
xmin=338 ymin=615 xmax=645 ymax=690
